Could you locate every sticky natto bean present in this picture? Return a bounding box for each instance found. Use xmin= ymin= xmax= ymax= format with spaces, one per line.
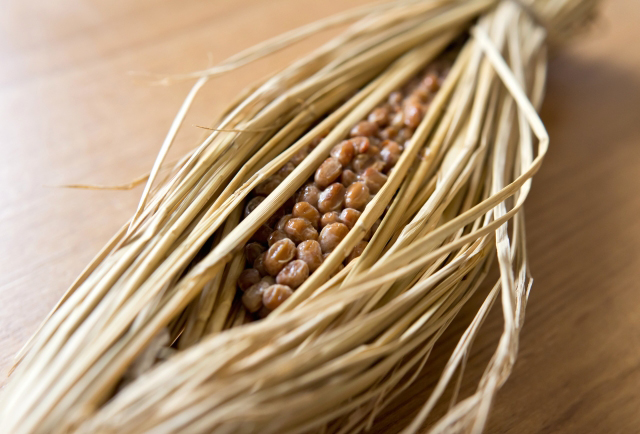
xmin=360 ymin=167 xmax=387 ymax=194
xmin=346 ymin=241 xmax=368 ymax=263
xmin=350 ymin=120 xmax=378 ymax=137
xmin=275 ymin=214 xmax=292 ymax=232
xmin=296 ymin=240 xmax=323 ymax=272
xmin=264 ymin=238 xmax=296 ymax=276
xmin=290 ymin=147 xmax=309 ymax=166
xmin=238 ymin=268 xmax=261 ymax=291
xmin=368 ymin=107 xmax=389 ymax=127
xmin=266 ymin=205 xmax=286 ymax=228
xmin=318 ymin=222 xmax=349 ymax=253
xmin=242 ymin=280 xmax=270 ymax=313
xmin=276 ymin=259 xmax=309 ymax=289
xmin=284 ymin=217 xmax=318 ymax=243
xmin=339 ymin=208 xmax=361 ymax=229
xmin=315 ymin=157 xmax=342 ymax=188
xmin=253 ymin=252 xmax=268 ymax=276
xmin=380 ymin=140 xmax=403 ymax=168
xmin=268 ymin=230 xmax=288 ymax=246
xmin=244 ymin=196 xmax=265 ymax=219
xmin=388 ymin=91 xmax=403 ymax=107
xmin=320 ymin=211 xmax=340 ymax=228
xmin=250 ymin=225 xmax=272 ymax=244
xmin=330 ymin=140 xmax=355 ymax=166
xmin=396 ymin=127 xmax=414 ymax=143
xmin=296 ymin=184 xmax=320 ymax=208
xmin=379 ymin=126 xmax=398 ymax=141
xmin=245 ymin=242 xmax=265 ymax=265
xmin=317 ymin=183 xmax=345 ymax=214
xmin=351 ymin=136 xmax=370 ymax=154
xmin=341 ymin=169 xmax=357 ymax=187
xmin=344 ymin=181 xmax=370 ymax=210
xmin=255 ymin=177 xmax=281 ymax=196
xmin=292 ymin=202 xmax=320 ymax=229
xmin=277 ymin=161 xmax=295 ymax=179
xmin=391 ymin=111 xmax=404 ymax=128
xmin=262 ymin=284 xmax=293 ymax=311
xmin=352 ymin=154 xmax=375 ymax=174
xmin=404 ymin=100 xmax=423 ymax=128
xmin=261 ymin=276 xmax=276 ymax=285
xmin=421 ymin=72 xmax=440 ymax=93
xmin=257 ymin=306 xmax=271 ymax=319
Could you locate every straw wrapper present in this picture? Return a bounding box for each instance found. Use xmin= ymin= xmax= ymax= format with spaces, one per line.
xmin=0 ymin=0 xmax=598 ymax=433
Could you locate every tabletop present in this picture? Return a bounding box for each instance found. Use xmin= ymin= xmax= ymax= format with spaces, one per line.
xmin=1 ymin=0 xmax=639 ymax=432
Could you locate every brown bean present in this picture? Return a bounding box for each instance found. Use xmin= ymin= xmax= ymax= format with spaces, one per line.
xmin=310 ymin=136 xmax=323 ymax=148
xmin=296 ymin=240 xmax=323 ymax=272
xmin=339 ymin=208 xmax=361 ymax=229
xmin=257 ymin=306 xmax=271 ymax=319
xmin=238 ymin=268 xmax=261 ymax=291
xmin=412 ymin=87 xmax=429 ymax=103
xmin=245 ymin=242 xmax=265 ymax=265
xmin=320 ymin=211 xmax=340 ymax=228
xmin=364 ymin=145 xmax=379 ymax=158
xmin=242 ymin=280 xmax=270 ymax=313
xmin=314 ymin=157 xmax=343 ymax=188
xmin=344 ymin=181 xmax=370 ymax=210
xmin=350 ymin=120 xmax=378 ymax=137
xmin=261 ymin=276 xmax=276 ymax=285
xmin=379 ymin=126 xmax=398 ymax=141
xmin=253 ymin=252 xmax=268 ymax=276
xmin=268 ymin=230 xmax=288 ymax=246
xmin=262 ymin=284 xmax=294 ymax=311
xmin=330 ymin=140 xmax=355 ymax=166
xmin=255 ymin=177 xmax=281 ymax=196
xmin=352 ymin=154 xmax=376 ymax=173
xmin=388 ymin=91 xmax=403 ymax=107
xmin=266 ymin=206 xmax=286 ymax=228
xmin=317 ymin=183 xmax=345 ymax=214
xmin=396 ymin=127 xmax=414 ymax=143
xmin=244 ymin=196 xmax=265 ymax=218
xmin=296 ymin=184 xmax=320 ymax=209
xmin=292 ymin=202 xmax=321 ymax=229
xmin=390 ymin=111 xmax=404 ymax=128
xmin=250 ymin=225 xmax=272 ymax=244
xmin=277 ymin=161 xmax=295 ymax=179
xmin=290 ymin=147 xmax=309 ymax=166
xmin=351 ymin=136 xmax=370 ymax=154
xmin=404 ymin=100 xmax=423 ymax=128
xmin=360 ymin=167 xmax=387 ymax=194
xmin=368 ymin=107 xmax=389 ymax=127
xmin=341 ymin=169 xmax=357 ymax=187
xmin=318 ymin=222 xmax=349 ymax=253
xmin=275 ymin=214 xmax=292 ymax=232
xmin=421 ymin=72 xmax=440 ymax=93
xmin=264 ymin=238 xmax=296 ymax=276
xmin=276 ymin=259 xmax=309 ymax=288
xmin=380 ymin=140 xmax=403 ymax=168
xmin=284 ymin=217 xmax=318 ymax=243
xmin=346 ymin=241 xmax=368 ymax=263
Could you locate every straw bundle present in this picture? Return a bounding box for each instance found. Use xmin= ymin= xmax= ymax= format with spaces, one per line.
xmin=1 ymin=0 xmax=598 ymax=433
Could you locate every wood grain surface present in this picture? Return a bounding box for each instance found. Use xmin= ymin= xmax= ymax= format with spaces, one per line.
xmin=1 ymin=0 xmax=639 ymax=432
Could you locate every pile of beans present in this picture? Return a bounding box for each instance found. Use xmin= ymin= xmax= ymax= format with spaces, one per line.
xmin=237 ymin=63 xmax=450 ymax=319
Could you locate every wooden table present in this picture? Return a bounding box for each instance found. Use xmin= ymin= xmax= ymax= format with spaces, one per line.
xmin=1 ymin=1 xmax=639 ymax=432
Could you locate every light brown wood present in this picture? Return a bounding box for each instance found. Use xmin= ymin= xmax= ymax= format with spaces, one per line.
xmin=1 ymin=0 xmax=638 ymax=432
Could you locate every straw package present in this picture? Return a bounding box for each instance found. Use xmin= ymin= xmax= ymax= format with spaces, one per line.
xmin=0 ymin=0 xmax=598 ymax=432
